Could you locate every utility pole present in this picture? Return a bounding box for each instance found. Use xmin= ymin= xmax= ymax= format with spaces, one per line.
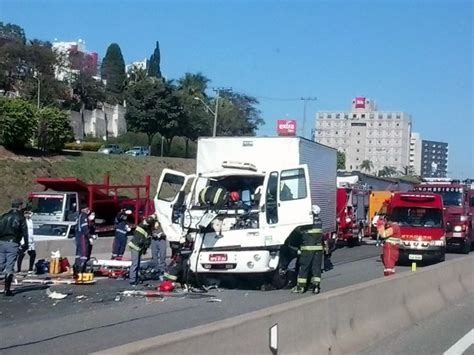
xmin=301 ymin=97 xmax=317 ymax=139
xmin=211 ymin=87 xmax=232 ymax=137
xmin=34 ymin=71 xmax=41 ymax=109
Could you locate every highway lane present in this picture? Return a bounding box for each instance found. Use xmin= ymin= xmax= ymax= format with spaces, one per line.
xmin=358 ymin=296 xmax=474 ymax=355
xmin=0 ymin=243 xmax=468 ymax=354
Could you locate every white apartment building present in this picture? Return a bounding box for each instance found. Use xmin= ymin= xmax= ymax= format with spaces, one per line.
xmin=126 ymin=59 xmax=148 ymax=74
xmin=409 ymin=132 xmax=422 ymax=176
xmin=314 ymin=97 xmax=412 ymax=174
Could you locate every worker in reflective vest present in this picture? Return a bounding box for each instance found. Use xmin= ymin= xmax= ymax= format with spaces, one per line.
xmin=292 ymin=205 xmax=324 ymax=294
xmin=127 ymin=214 xmax=158 ymax=285
xmin=377 ymin=222 xmax=401 ymax=276
xmin=112 ymin=210 xmax=132 ymax=260
xmin=73 ymin=207 xmax=91 ymax=277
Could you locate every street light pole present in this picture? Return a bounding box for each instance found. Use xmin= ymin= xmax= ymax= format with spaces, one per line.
xmin=34 ymin=71 xmax=41 ymax=109
xmin=301 ymin=97 xmax=317 ymax=139
xmin=213 ymin=91 xmax=219 ymax=137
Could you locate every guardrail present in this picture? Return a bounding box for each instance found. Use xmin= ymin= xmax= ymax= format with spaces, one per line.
xmin=94 ymin=255 xmax=474 ymax=355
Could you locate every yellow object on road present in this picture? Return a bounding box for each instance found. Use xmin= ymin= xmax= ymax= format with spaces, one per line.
xmin=411 ymin=262 xmax=417 ymax=272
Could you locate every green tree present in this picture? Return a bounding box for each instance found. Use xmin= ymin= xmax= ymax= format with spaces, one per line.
xmin=0 ymin=97 xmax=37 ymax=148
xmin=147 ymin=41 xmax=162 ymax=79
xmin=125 ymin=77 xmax=182 ymax=153
xmin=36 ymin=106 xmax=74 ymax=151
xmin=337 ymin=151 xmax=346 ymax=170
xmin=360 ymin=159 xmax=374 ymax=173
xmin=215 ymin=91 xmax=264 ymax=136
xmin=0 ymin=22 xmax=26 ymax=44
xmin=101 ymin=43 xmax=126 ymax=103
xmin=176 ymin=72 xmax=212 ymax=157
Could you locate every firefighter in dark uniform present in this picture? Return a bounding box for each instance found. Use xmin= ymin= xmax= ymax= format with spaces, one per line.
xmin=128 ymin=214 xmax=158 ymax=285
xmin=292 ymin=205 xmax=324 ymax=294
xmin=73 ymin=207 xmax=91 ymax=277
xmin=112 ymin=209 xmax=132 ymax=260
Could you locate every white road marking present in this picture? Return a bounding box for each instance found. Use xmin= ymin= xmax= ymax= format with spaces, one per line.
xmin=444 ymin=329 xmax=474 ymax=355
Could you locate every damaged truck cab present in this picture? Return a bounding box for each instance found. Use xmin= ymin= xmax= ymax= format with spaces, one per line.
xmin=154 ymin=137 xmax=337 ymax=286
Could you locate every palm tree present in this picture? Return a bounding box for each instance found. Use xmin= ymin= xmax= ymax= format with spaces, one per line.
xmin=378 ymin=166 xmax=398 ymax=177
xmin=176 ymin=73 xmax=211 ymax=157
xmin=360 ymin=159 xmax=374 ymax=173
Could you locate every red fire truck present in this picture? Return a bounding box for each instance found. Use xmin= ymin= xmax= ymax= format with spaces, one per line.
xmin=414 ymin=179 xmax=473 ymax=254
xmin=28 ymin=175 xmax=153 ymax=240
xmin=386 ymin=192 xmax=446 ymax=263
xmin=336 ymin=182 xmax=370 ymax=247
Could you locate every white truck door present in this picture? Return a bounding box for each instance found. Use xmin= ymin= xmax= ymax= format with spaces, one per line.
xmin=276 ymin=165 xmax=313 ymax=227
xmin=154 ymin=169 xmax=195 ymax=243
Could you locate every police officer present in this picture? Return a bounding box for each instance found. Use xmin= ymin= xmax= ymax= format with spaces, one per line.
xmin=73 ymin=206 xmax=92 ymax=277
xmin=0 ymin=199 xmax=28 ymax=296
xmin=128 ymin=214 xmax=158 ymax=285
xmin=292 ymin=205 xmax=324 ymax=294
xmin=112 ymin=210 xmax=131 ymax=260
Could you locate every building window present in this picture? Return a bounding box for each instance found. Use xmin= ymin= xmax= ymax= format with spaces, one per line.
xmin=356 ymin=149 xmax=360 ymax=152
xmin=327 ymin=114 xmax=332 ymax=118
xmin=356 ymin=157 xmax=359 ymax=161
xmin=336 ymin=113 xmax=340 ymax=118
xmin=344 ymin=114 xmax=349 ymax=119
xmin=396 ymin=123 xmax=399 ymax=127
xmin=378 ymin=114 xmax=383 ymax=119
xmin=387 ymin=114 xmax=392 ymax=119
xmin=335 ymin=131 xmax=338 ymax=135
xmin=357 ymin=132 xmax=360 ymax=136
xmin=396 ymin=114 xmax=401 ymax=119
xmin=378 ymin=123 xmax=382 ymax=126
xmin=361 ymin=114 xmax=365 ymax=118
xmin=357 ymin=140 xmax=360 ymax=144
xmin=369 ymin=114 xmax=374 ymax=119
xmin=353 ymin=114 xmax=357 ymax=118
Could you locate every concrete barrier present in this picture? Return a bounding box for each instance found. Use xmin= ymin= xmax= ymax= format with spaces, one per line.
xmin=94 ymin=256 xmax=474 ymax=355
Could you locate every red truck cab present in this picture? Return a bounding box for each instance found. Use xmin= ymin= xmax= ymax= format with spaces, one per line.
xmin=387 ymin=192 xmax=446 ymax=263
xmin=414 ymin=180 xmax=473 ymax=254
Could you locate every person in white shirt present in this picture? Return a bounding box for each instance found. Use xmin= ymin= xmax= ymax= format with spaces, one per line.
xmin=17 ymin=207 xmax=36 ymax=273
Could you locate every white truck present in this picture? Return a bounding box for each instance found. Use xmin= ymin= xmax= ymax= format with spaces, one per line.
xmin=154 ymin=137 xmax=337 ymax=287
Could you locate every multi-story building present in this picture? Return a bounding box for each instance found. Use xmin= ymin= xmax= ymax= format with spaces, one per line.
xmin=421 ymin=140 xmax=448 ymax=178
xmin=314 ymin=97 xmax=412 ymax=174
xmin=409 ymin=132 xmax=422 ymax=176
xmin=126 ymin=59 xmax=148 ymax=74
xmin=52 ymin=39 xmax=99 ymax=80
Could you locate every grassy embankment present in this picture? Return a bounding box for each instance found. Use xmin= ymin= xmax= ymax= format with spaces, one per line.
xmin=0 ymin=152 xmax=196 ymax=213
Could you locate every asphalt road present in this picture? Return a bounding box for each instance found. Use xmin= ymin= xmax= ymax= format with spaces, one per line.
xmin=0 ymin=242 xmax=468 ymax=354
xmin=358 ymin=295 xmax=474 ymax=355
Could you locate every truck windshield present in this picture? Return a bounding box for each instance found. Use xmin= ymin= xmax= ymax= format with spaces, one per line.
xmin=439 ymin=191 xmax=463 ymax=207
xmin=390 ymin=207 xmax=443 ymax=228
xmin=31 ymin=197 xmax=64 ymax=215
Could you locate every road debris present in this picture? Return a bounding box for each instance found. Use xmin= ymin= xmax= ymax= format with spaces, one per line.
xmin=46 ymin=289 xmax=68 ymax=300
xmin=207 ymin=298 xmax=222 ymax=303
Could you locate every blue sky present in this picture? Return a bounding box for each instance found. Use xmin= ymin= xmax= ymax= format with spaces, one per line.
xmin=1 ymin=0 xmax=473 ymax=177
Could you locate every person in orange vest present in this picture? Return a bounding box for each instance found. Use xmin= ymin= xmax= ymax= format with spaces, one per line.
xmin=377 ymin=221 xmax=401 ymax=276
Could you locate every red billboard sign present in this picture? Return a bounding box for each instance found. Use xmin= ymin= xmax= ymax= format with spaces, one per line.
xmin=277 ymin=120 xmax=297 ymax=136
xmin=355 ymin=97 xmax=366 ymax=108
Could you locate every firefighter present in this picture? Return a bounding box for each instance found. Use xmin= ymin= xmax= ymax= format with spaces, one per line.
xmin=377 ymin=221 xmax=401 ymax=276
xmin=17 ymin=206 xmax=36 ymax=273
xmin=73 ymin=206 xmax=92 ymax=277
xmin=0 ymin=199 xmax=28 ymax=296
xmin=292 ymin=205 xmax=324 ymax=294
xmin=112 ymin=210 xmax=132 ymax=260
xmin=127 ymin=214 xmax=158 ymax=285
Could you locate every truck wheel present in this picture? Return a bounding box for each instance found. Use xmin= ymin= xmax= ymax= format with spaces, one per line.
xmin=439 ymin=251 xmax=446 ymax=262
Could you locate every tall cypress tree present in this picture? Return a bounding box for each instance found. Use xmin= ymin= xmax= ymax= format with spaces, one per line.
xmin=147 ymin=41 xmax=162 ymax=78
xmin=101 ymin=43 xmax=126 ymax=101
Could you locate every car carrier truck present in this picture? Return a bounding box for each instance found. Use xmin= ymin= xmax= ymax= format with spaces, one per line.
xmin=154 ymin=136 xmax=337 ymax=287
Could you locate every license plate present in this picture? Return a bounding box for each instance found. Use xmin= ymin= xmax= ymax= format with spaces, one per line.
xmin=408 ymin=254 xmax=423 ymax=261
xmin=209 ymin=254 xmax=227 ymax=262
xmin=453 ymin=232 xmax=463 ymax=237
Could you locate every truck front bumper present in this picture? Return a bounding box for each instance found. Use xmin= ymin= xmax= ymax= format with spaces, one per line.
xmin=446 ymin=232 xmax=468 ymax=245
xmin=192 ymin=250 xmax=280 ymax=273
xmin=398 ymin=244 xmax=445 ymax=262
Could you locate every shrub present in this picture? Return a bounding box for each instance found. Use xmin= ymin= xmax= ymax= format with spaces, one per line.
xmin=0 ymin=97 xmax=37 ymax=148
xmin=64 ymin=142 xmax=103 ymax=151
xmin=37 ymin=106 xmax=74 ymax=151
